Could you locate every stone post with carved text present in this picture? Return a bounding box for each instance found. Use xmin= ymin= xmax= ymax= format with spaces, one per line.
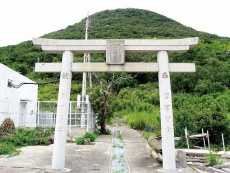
xmin=52 ymin=51 xmax=73 ymax=170
xmin=157 ymin=51 xmax=177 ymax=171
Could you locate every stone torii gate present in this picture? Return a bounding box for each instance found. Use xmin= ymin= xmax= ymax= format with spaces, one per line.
xmin=33 ymin=37 xmax=198 ymax=173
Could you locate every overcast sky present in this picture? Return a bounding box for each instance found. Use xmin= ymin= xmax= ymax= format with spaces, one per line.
xmin=1 ymin=0 xmax=230 ymax=47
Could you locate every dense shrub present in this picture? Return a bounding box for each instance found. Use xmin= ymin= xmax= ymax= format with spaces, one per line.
xmin=75 ymin=132 xmax=99 ymax=145
xmin=84 ymin=132 xmax=98 ymax=142
xmin=76 ymin=137 xmax=85 ymax=145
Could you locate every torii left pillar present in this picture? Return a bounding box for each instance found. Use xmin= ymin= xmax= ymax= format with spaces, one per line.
xmin=52 ymin=51 xmax=73 ymax=170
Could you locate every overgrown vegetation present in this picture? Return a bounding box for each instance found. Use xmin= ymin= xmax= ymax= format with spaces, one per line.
xmin=113 ymin=84 xmax=161 ymax=136
xmin=0 ymin=8 xmax=230 ymax=147
xmin=0 ymin=124 xmax=55 ymax=155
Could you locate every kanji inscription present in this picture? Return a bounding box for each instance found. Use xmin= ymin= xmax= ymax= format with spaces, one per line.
xmin=106 ymin=40 xmax=125 ymax=64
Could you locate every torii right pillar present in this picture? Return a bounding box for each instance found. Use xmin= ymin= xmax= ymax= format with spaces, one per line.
xmin=157 ymin=50 xmax=183 ymax=173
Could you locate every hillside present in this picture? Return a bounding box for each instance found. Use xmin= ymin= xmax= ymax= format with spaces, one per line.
xmin=0 ymin=8 xmax=229 ymax=91
xmin=43 ymin=8 xmax=220 ymax=40
xmin=0 ymin=8 xmax=230 ymax=145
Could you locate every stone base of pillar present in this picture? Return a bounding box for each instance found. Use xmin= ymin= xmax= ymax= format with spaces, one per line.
xmin=157 ymin=168 xmax=183 ymax=173
xmin=50 ymin=168 xmax=71 ymax=172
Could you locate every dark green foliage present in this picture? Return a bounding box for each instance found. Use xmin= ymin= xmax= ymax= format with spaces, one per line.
xmin=113 ymin=83 xmax=230 ymax=146
xmin=75 ymin=132 xmax=99 ymax=145
xmin=1 ymin=127 xmax=54 ymax=146
xmin=76 ymin=137 xmax=85 ymax=145
xmin=112 ymin=83 xmax=160 ymax=114
xmin=173 ymin=91 xmax=230 ymax=145
xmin=83 ymin=132 xmax=98 ymax=142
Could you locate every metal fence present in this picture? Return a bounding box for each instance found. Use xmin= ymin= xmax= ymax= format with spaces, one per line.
xmin=0 ymin=100 xmax=96 ymax=128
xmin=37 ymin=101 xmax=96 ymax=128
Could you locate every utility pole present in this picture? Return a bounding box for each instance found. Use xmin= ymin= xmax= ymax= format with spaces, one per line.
xmin=88 ymin=53 xmax=92 ymax=88
xmin=81 ymin=12 xmax=90 ymax=127
xmin=86 ymin=12 xmax=92 ymax=88
xmin=82 ymin=12 xmax=89 ymax=101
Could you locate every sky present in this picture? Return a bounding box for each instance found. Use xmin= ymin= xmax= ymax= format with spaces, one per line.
xmin=0 ymin=0 xmax=230 ymax=47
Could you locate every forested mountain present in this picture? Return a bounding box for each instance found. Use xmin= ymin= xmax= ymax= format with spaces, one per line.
xmin=0 ymin=8 xmax=230 ymax=145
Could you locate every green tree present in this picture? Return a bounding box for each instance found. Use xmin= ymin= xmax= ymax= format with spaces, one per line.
xmin=90 ymin=73 xmax=136 ymax=134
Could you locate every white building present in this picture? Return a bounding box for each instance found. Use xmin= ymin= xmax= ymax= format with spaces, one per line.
xmin=0 ymin=63 xmax=38 ymax=127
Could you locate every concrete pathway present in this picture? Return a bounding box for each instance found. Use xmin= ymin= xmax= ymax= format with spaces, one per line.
xmin=0 ymin=123 xmax=194 ymax=173
xmin=0 ymin=135 xmax=112 ymax=173
xmin=119 ymin=124 xmax=161 ymax=173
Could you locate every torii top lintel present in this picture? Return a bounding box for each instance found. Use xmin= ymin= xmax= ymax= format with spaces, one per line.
xmin=32 ymin=37 xmax=198 ymax=54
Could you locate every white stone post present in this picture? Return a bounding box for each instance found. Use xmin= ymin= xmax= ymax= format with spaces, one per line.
xmin=81 ymin=73 xmax=86 ymax=127
xmin=157 ymin=51 xmax=182 ymax=173
xmin=52 ymin=51 xmax=73 ymax=170
xmin=37 ymin=101 xmax=40 ymax=126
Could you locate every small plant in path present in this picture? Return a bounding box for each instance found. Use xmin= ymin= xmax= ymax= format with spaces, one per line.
xmin=75 ymin=132 xmax=99 ymax=145
xmin=117 ymin=131 xmax=123 ymax=141
xmin=206 ymin=152 xmax=222 ymax=166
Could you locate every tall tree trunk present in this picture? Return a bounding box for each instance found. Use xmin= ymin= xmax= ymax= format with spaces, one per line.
xmin=100 ymin=93 xmax=108 ymax=134
xmin=100 ymin=108 xmax=107 ymax=134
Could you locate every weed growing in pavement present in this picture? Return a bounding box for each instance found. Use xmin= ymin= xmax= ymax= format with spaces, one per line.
xmin=111 ymin=169 xmax=125 ymax=173
xmin=118 ymin=155 xmax=125 ymax=163
xmin=117 ymin=131 xmax=123 ymax=141
xmin=112 ymin=154 xmax=117 ymax=160
xmin=113 ymin=144 xmax=123 ymax=149
xmin=206 ymin=152 xmax=223 ymax=166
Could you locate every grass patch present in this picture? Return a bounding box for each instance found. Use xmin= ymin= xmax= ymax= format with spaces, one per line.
xmin=123 ymin=111 xmax=160 ymax=133
xmin=7 ymin=151 xmax=21 ymax=158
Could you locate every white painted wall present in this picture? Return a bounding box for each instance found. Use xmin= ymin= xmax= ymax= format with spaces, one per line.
xmin=0 ymin=63 xmax=38 ymax=127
